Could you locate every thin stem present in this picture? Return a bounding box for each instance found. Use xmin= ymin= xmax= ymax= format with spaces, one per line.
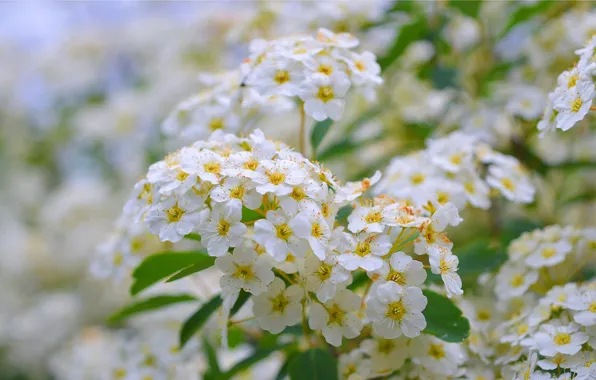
xmin=301 ymin=297 xmax=312 ymax=347
xmin=360 ymin=280 xmax=372 ymax=310
xmin=275 ymin=269 xmax=296 ymax=284
xmin=229 ymin=316 xmax=257 ymax=326
xmin=299 ymin=102 xmax=306 ymax=155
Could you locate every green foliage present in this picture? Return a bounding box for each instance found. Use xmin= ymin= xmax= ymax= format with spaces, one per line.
xmin=500 ymin=0 xmax=557 ymax=37
xmin=203 ymin=337 xmax=222 ymax=380
xmin=108 ymin=294 xmax=196 ymax=323
xmin=456 ymin=239 xmax=507 ymax=276
xmin=288 ymin=348 xmax=338 ymax=380
xmin=242 ymin=206 xmax=265 ymax=223
xmin=310 ymin=119 xmax=333 ymax=155
xmin=130 ymin=251 xmax=214 ymax=295
xmin=448 ymin=0 xmax=483 ymax=18
xmin=378 ymin=17 xmax=429 ymax=71
xmin=422 ymin=290 xmax=470 ymax=342
xmin=179 ymin=295 xmax=223 ymax=347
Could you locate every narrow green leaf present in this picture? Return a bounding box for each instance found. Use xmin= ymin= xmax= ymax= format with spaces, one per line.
xmin=422 ymin=290 xmax=470 ymax=342
xmin=378 ymin=17 xmax=428 ymax=71
xmin=310 ymin=119 xmax=333 ymax=154
xmin=347 ymin=272 xmax=368 ymax=291
xmin=242 ymin=206 xmax=265 ymax=223
xmin=180 ymin=295 xmax=223 ymax=347
xmin=448 ymin=0 xmax=482 ymax=18
xmin=185 ymin=233 xmax=202 ymax=241
xmin=500 ymin=0 xmax=557 ymax=36
xmin=221 ymin=345 xmax=290 ymax=380
xmin=288 ymin=348 xmax=338 ymax=380
xmin=203 ymin=337 xmax=222 ymax=377
xmin=131 ymin=251 xmax=214 ymax=295
xmin=108 ymin=294 xmax=196 ymax=322
xmin=167 ymin=260 xmax=213 ymax=283
xmin=179 ymin=291 xmax=249 ymax=348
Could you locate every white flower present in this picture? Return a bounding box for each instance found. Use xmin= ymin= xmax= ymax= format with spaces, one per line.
xmin=337 ymin=233 xmax=391 ymax=271
xmin=315 ymin=28 xmax=359 ymax=49
xmin=246 ymin=58 xmax=304 ymax=97
xmin=180 ymin=148 xmax=225 ymax=185
xmin=343 ymin=51 xmax=382 ymax=86
xmin=309 ymin=289 xmax=363 ymax=347
xmin=569 ymin=290 xmax=596 ymax=327
xmin=368 ymin=251 xmax=427 ymax=291
xmin=278 ymin=180 xmax=323 ymax=216
xmin=292 ymin=203 xmax=331 ymax=259
xmin=210 ymin=177 xmax=262 ymax=210
xmin=252 ymin=278 xmax=303 ymax=334
xmin=529 ymin=323 xmax=589 ymax=357
xmin=338 ymin=349 xmax=371 ymax=380
xmin=366 ymin=282 xmax=427 ymax=339
xmin=216 ymin=246 xmax=274 ymax=295
xmin=495 ymin=264 xmax=539 ymax=299
xmin=409 ymin=335 xmax=467 ymax=376
xmin=360 ymin=336 xmax=408 ymax=376
xmin=486 ymin=163 xmax=535 ymax=204
xmin=253 ymin=210 xmax=309 ymax=262
xmin=145 ymin=195 xmax=204 ymax=243
xmin=554 ymin=80 xmax=595 ymax=131
xmin=199 ymin=202 xmax=247 ymax=257
xmin=348 ymin=205 xmax=385 ymax=233
xmin=300 ymin=72 xmax=350 ymax=121
xmin=429 ymin=246 xmax=463 ymax=298
xmin=251 ymin=159 xmax=309 ymax=196
xmin=303 ymin=254 xmax=350 ymax=303
xmin=525 ymin=240 xmax=572 ymax=268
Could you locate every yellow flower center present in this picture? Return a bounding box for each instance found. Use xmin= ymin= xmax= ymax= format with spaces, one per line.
xmin=450 ymin=153 xmax=464 ymax=165
xmin=517 ymin=324 xmax=529 ymax=336
xmin=571 ymin=97 xmax=583 ymax=113
xmin=568 ymin=74 xmax=578 ymax=88
xmin=541 ymin=247 xmax=556 ymax=258
xmin=274 ymin=70 xmax=290 ymax=84
xmin=243 ymin=159 xmax=259 ymax=171
xmin=233 ymin=265 xmax=254 ymax=280
xmin=267 ymin=171 xmax=286 ymax=185
xmin=209 ymin=118 xmax=224 ymax=131
xmin=365 ymin=210 xmax=382 ymax=224
xmin=317 ymin=86 xmax=335 ymax=102
xmin=311 ymin=223 xmax=323 ymax=238
xmin=387 ymin=271 xmax=407 ymax=286
xmin=428 ymin=343 xmax=445 ymax=359
xmin=176 ymin=171 xmax=189 ymax=181
xmin=217 ymin=219 xmax=231 ymax=236
xmin=166 ymin=203 xmax=185 ymax=223
xmin=316 ymin=263 xmax=332 ymax=281
xmin=114 ymin=368 xmax=127 ymax=378
xmin=464 ymin=182 xmax=476 ymax=194
xmin=318 ymin=64 xmax=334 ymax=76
xmin=589 ymin=302 xmax=596 ymax=313
xmin=377 ymin=339 xmax=396 ymax=354
xmin=510 ymin=274 xmax=525 ymax=288
xmin=501 ymin=178 xmax=516 ymax=191
xmin=386 ymin=300 xmax=406 ymax=321
xmin=290 ymin=186 xmax=306 ymax=201
xmin=343 ymin=364 xmax=357 ymax=378
xmin=355 ymin=241 xmax=371 ymax=257
xmin=270 ymin=293 xmax=290 ymax=313
xmin=275 ymin=224 xmax=293 ymax=241
xmin=355 ymin=61 xmax=366 ymax=72
xmin=437 ymin=192 xmax=449 ymax=204
xmin=204 ymin=162 xmax=221 ymax=174
xmin=477 ymin=310 xmax=491 ymax=321
xmin=554 ymin=332 xmax=571 ymax=346
xmin=327 ymin=304 xmax=346 ymax=325
xmin=410 ymin=173 xmax=426 ymax=185
xmin=229 ymin=185 xmax=245 ymax=199
xmin=439 ymin=258 xmax=451 ymax=274
xmin=113 ymin=252 xmax=123 ymax=266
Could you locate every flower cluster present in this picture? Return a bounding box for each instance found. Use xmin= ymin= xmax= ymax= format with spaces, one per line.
xmin=163 ymin=28 xmax=382 ymax=142
xmin=374 ymin=131 xmax=535 ymax=210
xmin=495 ymin=225 xmax=595 ymax=300
xmin=112 ymin=129 xmax=465 ymax=349
xmin=538 ymin=34 xmax=596 ymax=134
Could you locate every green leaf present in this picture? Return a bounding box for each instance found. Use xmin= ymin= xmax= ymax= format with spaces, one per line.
xmin=378 ymin=17 xmax=428 ymax=71
xmin=288 ymin=348 xmax=338 ymax=380
xmin=347 ymin=272 xmax=368 ymax=291
xmin=180 ymin=295 xmax=223 ymax=347
xmin=166 ymin=261 xmax=214 ymax=283
xmin=242 ymin=206 xmax=265 ymax=223
xmin=448 ymin=0 xmax=482 ymax=18
xmin=430 ymin=66 xmax=458 ymax=89
xmin=500 ymin=218 xmax=542 ymax=247
xmin=185 ymin=233 xmax=202 ymax=241
xmin=108 ymin=294 xmax=196 ymax=323
xmin=500 ymin=0 xmax=557 ymax=37
xmin=220 ymin=345 xmax=290 ymax=380
xmin=179 ymin=291 xmax=249 ymax=348
xmin=455 ymin=239 xmax=507 ymax=276
xmin=310 ymin=119 xmax=333 ymax=154
xmin=131 ymin=251 xmax=214 ymax=295
xmin=422 ymin=290 xmax=470 ymax=342
xmin=203 ymin=337 xmax=222 ymax=378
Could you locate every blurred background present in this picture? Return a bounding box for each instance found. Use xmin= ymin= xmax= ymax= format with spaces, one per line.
xmin=2 ymin=1 xmax=596 ymax=379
